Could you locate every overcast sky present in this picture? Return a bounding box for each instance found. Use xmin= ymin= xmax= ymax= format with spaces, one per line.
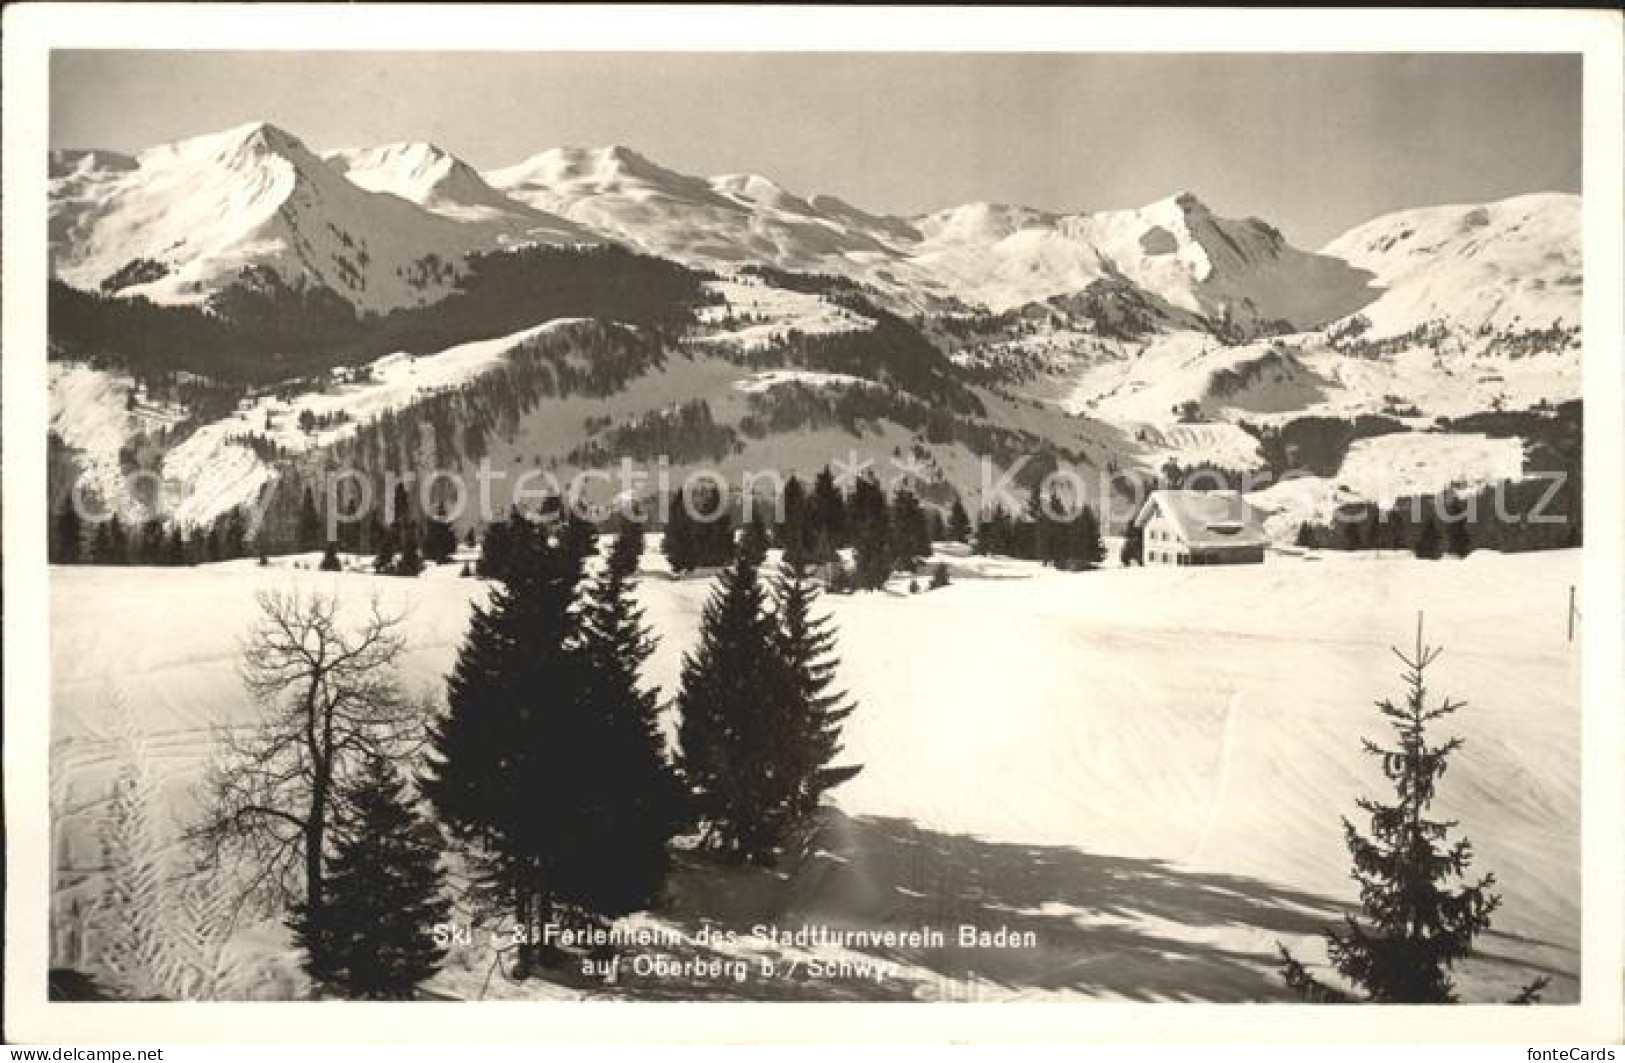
xmin=50 ymin=51 xmax=1580 ymax=248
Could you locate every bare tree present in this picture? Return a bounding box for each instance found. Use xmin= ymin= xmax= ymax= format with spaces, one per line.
xmin=196 ymin=590 xmax=416 ymax=920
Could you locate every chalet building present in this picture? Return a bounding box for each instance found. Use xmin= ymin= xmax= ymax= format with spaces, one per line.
xmin=1134 ymin=489 xmax=1269 ymax=566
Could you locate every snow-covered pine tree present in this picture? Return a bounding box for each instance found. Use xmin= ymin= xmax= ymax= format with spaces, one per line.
xmin=290 ymin=754 xmax=449 ymax=999
xmin=675 ymin=544 xmax=784 ymax=862
xmin=771 ymin=558 xmax=862 ymax=832
xmin=1279 ymin=619 xmax=1542 ymax=1003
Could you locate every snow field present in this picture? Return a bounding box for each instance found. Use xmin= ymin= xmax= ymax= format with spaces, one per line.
xmin=48 ymin=547 xmax=1578 ymax=1000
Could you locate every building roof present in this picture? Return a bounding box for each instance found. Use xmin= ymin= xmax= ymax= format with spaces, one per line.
xmin=1133 ymin=490 xmax=1270 ymax=550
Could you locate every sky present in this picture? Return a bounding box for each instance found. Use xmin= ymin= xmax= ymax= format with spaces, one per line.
xmin=50 ymin=51 xmax=1581 ymax=248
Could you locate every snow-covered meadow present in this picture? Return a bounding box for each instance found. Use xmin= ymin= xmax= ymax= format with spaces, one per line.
xmin=47 ymin=547 xmax=1579 ymax=1001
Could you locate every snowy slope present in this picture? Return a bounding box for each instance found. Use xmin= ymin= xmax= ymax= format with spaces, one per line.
xmin=48 ymin=548 xmax=1578 ymax=1001
xmin=158 ymin=321 xmax=588 ymax=527
xmin=50 ymin=123 xmax=522 ymax=313
xmin=1246 ymin=431 xmax=1527 ymax=538
xmin=1321 ymin=193 xmax=1581 ymax=340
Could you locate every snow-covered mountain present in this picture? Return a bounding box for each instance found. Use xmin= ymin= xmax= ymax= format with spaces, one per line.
xmin=48 ymin=120 xmax=1581 ymax=345
xmin=485 ymin=147 xmax=1380 ymax=329
xmin=909 ymin=193 xmax=1381 ymax=326
xmin=1321 ymin=192 xmax=1581 ymax=340
xmin=48 ymin=123 xmax=584 ymax=313
xmin=323 ymin=141 xmax=589 ymax=243
xmin=485 ymin=146 xmax=918 ymax=286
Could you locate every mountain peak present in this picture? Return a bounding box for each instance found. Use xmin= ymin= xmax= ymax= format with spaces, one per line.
xmin=223 ymin=121 xmax=307 ymax=156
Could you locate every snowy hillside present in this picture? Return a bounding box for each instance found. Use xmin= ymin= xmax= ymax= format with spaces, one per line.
xmin=49 ymin=548 xmax=1579 ymax=1001
xmin=1247 ymin=431 xmax=1528 ymax=539
xmin=1321 ymin=193 xmax=1581 ymax=340
xmin=49 ymin=322 xmax=588 ymax=526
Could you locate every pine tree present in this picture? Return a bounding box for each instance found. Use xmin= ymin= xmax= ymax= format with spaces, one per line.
xmin=576 ymin=519 xmax=685 ymax=909
xmin=425 ymin=517 xmax=671 ymax=971
xmin=556 ymin=511 xmax=599 ymax=567
xmin=889 ymin=488 xmax=931 ymax=570
xmin=319 ymin=542 xmax=343 ymax=572
xmin=1072 ymin=503 xmax=1107 ymax=570
xmin=947 ymin=498 xmax=973 ymax=544
xmin=691 ymin=482 xmax=735 ymax=568
xmin=394 ymin=536 xmax=425 ymax=577
xmin=675 ymin=546 xmax=784 ymax=862
xmin=853 ymin=521 xmax=892 ymax=591
xmin=1278 ymin=619 xmax=1534 ymax=1003
xmin=165 ymin=528 xmax=187 ymax=567
xmin=423 ymin=517 xmax=575 ymax=970
xmin=423 ymin=505 xmax=457 ymax=565
xmin=778 ymin=475 xmax=813 ymax=565
xmin=810 ymin=467 xmax=848 ymax=555
xmin=1414 ymin=516 xmax=1443 ymax=560
xmin=1120 ymin=518 xmax=1144 ymax=566
xmin=770 ymin=559 xmax=862 ymax=831
xmin=220 ymin=509 xmax=248 ymax=560
xmin=849 ymin=474 xmax=892 ymax=590
xmin=52 ymin=497 xmax=83 ymax=564
xmin=1445 ymin=516 xmax=1473 ymax=559
xmin=475 ymin=515 xmax=516 ymax=581
xmin=740 ymin=511 xmax=771 ymax=568
xmin=108 ymin=516 xmax=131 ymax=564
xmin=289 ymin=755 xmax=449 ymax=999
xmin=977 ymin=503 xmax=1010 ymax=556
xmin=662 ymin=488 xmax=699 ymax=575
xmin=297 ymin=487 xmax=323 ymax=552
xmin=372 ymin=523 xmax=398 ymax=573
